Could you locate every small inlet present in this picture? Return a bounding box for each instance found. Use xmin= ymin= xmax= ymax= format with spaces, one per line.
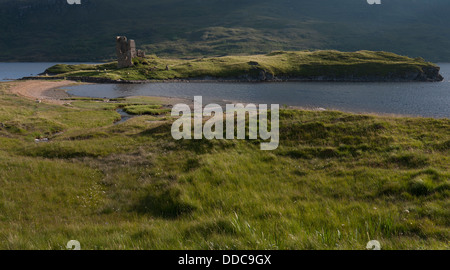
xmin=115 ymin=108 xmax=134 ymax=124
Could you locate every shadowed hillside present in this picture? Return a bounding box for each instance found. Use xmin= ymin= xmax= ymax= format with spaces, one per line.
xmin=1 ymin=0 xmax=449 ymax=61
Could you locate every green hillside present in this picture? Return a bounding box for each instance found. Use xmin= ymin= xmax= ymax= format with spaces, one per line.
xmin=1 ymin=0 xmax=450 ymax=61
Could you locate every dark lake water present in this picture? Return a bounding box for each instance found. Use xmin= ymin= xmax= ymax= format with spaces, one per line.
xmin=65 ymin=63 xmax=450 ymax=118
xmin=0 ymin=62 xmax=99 ymax=82
xmin=1 ymin=62 xmax=449 ymax=118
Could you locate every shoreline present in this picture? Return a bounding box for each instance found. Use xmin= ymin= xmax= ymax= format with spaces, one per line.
xmin=3 ymin=79 xmax=448 ymax=120
xmin=2 ymin=79 xmax=192 ymax=107
xmin=20 ymin=75 xmax=445 ymax=84
xmin=5 ymin=80 xmax=81 ymax=105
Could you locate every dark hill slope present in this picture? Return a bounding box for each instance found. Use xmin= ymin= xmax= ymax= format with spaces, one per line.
xmin=1 ymin=0 xmax=449 ymax=61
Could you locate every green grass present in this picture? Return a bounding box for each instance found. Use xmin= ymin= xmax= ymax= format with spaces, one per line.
xmin=0 ymin=82 xmax=448 ymax=250
xmin=44 ymin=50 xmax=441 ymax=82
xmin=122 ymin=105 xmax=171 ymax=116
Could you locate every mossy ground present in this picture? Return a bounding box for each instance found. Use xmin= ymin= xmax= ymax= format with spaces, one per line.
xmin=45 ymin=50 xmax=438 ymax=81
xmin=0 ymin=82 xmax=448 ymax=250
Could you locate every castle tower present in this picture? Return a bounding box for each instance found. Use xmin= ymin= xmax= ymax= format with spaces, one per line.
xmin=116 ymin=36 xmax=137 ymax=68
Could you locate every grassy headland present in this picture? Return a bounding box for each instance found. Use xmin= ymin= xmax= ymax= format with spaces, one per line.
xmin=0 ymin=81 xmax=448 ymax=250
xmin=43 ymin=50 xmax=444 ymax=82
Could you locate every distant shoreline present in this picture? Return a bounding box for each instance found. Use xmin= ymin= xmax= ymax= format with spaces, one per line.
xmin=19 ymin=74 xmax=445 ymax=84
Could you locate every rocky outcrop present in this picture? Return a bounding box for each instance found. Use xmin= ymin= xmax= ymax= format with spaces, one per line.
xmin=217 ymin=66 xmax=444 ymax=82
xmin=417 ymin=66 xmax=444 ymax=82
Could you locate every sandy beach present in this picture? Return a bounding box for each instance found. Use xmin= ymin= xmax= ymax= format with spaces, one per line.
xmin=6 ymin=80 xmax=78 ymax=105
xmin=4 ymin=79 xmax=191 ymax=106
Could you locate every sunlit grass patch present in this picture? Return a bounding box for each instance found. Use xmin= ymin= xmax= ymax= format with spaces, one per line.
xmin=123 ymin=105 xmax=170 ymax=116
xmin=0 ymin=82 xmax=448 ymax=250
xmin=44 ymin=50 xmax=441 ymax=81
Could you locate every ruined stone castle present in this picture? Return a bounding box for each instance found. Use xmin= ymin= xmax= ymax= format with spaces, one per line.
xmin=116 ymin=36 xmax=146 ymax=68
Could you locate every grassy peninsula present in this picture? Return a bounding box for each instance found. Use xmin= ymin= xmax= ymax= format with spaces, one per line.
xmin=0 ymin=81 xmax=448 ymax=250
xmin=43 ymin=50 xmax=444 ymax=82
